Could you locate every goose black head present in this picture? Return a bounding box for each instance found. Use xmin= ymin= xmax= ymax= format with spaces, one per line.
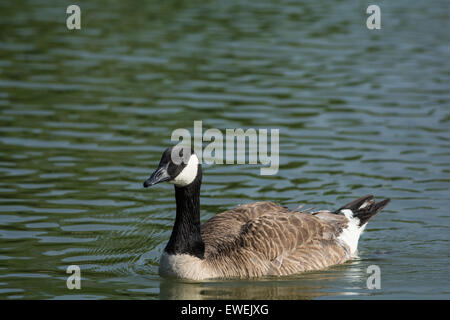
xmin=143 ymin=146 xmax=201 ymax=188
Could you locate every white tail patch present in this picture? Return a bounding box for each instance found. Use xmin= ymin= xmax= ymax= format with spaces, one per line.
xmin=337 ymin=209 xmax=366 ymax=257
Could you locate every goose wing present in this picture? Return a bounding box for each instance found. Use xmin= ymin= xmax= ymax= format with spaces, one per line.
xmin=201 ymin=201 xmax=350 ymax=276
xmin=237 ymin=209 xmax=351 ymax=275
xmin=201 ymin=201 xmax=287 ymax=253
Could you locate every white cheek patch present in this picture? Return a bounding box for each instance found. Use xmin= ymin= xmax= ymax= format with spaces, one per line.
xmin=169 ymin=154 xmax=199 ymax=187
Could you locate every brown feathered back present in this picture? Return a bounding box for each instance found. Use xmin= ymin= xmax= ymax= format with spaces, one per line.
xmin=200 ymin=201 xmax=351 ymax=278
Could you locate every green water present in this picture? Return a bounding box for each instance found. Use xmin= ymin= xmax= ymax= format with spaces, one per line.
xmin=0 ymin=0 xmax=449 ymax=299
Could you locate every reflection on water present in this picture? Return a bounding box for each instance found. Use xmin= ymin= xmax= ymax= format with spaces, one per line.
xmin=159 ymin=259 xmax=376 ymax=300
xmin=160 ymin=278 xmax=333 ymax=300
xmin=0 ymin=0 xmax=449 ymax=299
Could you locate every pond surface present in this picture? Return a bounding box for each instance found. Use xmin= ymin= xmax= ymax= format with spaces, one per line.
xmin=0 ymin=0 xmax=449 ymax=299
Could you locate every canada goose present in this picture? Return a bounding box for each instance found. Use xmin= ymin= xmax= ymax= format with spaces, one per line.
xmin=143 ymin=146 xmax=391 ymax=280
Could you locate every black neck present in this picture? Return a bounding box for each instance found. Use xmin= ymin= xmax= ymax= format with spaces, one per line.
xmin=164 ymin=168 xmax=205 ymax=259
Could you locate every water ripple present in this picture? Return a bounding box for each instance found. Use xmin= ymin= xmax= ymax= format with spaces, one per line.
xmin=0 ymin=0 xmax=448 ymax=300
